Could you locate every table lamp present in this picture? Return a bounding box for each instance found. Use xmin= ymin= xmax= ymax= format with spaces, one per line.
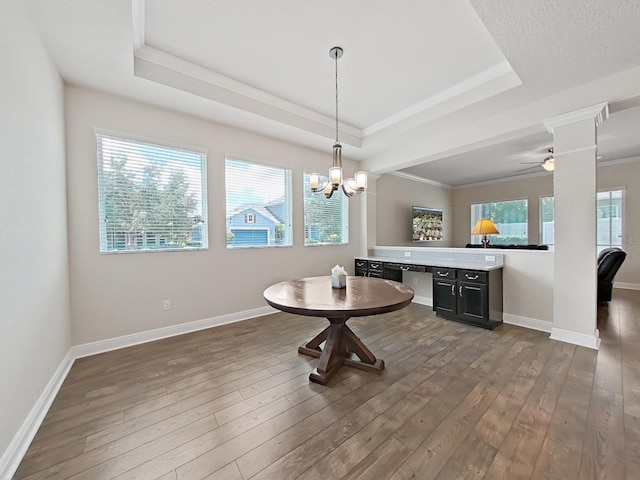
xmin=471 ymin=219 xmax=500 ymax=248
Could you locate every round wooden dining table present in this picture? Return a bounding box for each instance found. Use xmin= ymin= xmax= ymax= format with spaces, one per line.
xmin=263 ymin=276 xmax=414 ymax=385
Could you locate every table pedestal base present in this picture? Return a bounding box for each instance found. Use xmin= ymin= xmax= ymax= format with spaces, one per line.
xmin=298 ymin=318 xmax=385 ymax=385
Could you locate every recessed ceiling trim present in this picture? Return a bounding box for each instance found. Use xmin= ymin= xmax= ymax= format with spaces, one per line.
xmin=363 ymin=60 xmax=519 ymax=136
xmin=133 ymin=45 xmax=364 ymax=147
xmin=131 ymin=1 xmax=363 ymax=147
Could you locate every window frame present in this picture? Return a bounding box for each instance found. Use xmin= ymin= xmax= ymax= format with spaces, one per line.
xmin=225 ymin=157 xmax=293 ymax=249
xmin=537 ymin=189 xmax=625 ymax=252
xmin=597 ymin=188 xmax=625 ymax=253
xmin=96 ymin=131 xmax=208 ymax=254
xmin=470 ymin=198 xmax=529 ymax=245
xmin=539 ymin=195 xmax=554 ymax=246
xmin=303 ymin=172 xmax=349 ymax=246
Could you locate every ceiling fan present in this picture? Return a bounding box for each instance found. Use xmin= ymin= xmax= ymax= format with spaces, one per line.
xmin=518 ymin=147 xmax=554 ymax=173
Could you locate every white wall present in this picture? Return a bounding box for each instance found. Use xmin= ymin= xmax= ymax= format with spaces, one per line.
xmin=65 ymin=86 xmax=362 ymax=345
xmin=0 ymin=0 xmax=71 ymax=468
xmin=502 ymin=250 xmax=554 ymax=328
xmin=375 ymin=174 xmax=453 ymax=247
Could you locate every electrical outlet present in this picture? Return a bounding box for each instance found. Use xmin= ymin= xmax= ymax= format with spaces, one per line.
xmin=162 ymin=299 xmax=171 ymax=311
xmin=485 ymin=255 xmax=496 ymax=262
xmin=404 ymin=251 xmax=411 ymax=257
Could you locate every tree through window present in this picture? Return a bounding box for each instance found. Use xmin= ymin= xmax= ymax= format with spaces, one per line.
xmin=303 ymin=173 xmax=349 ymax=245
xmin=97 ymin=134 xmax=208 ymax=253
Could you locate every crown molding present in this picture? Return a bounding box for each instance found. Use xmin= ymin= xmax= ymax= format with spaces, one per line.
xmin=599 ymin=154 xmax=640 ymax=167
xmin=389 ymin=171 xmax=452 ymax=189
xmin=452 ymin=169 xmax=550 ymax=190
xmin=543 ymin=102 xmax=609 ymax=134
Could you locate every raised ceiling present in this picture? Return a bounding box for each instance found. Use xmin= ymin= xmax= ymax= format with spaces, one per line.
xmin=24 ymin=0 xmax=640 ymax=186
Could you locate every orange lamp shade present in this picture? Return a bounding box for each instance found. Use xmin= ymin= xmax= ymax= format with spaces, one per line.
xmin=471 ymin=219 xmax=500 ymax=235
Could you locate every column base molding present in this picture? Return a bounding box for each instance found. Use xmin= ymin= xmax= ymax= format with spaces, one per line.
xmin=550 ymin=327 xmax=600 ymax=350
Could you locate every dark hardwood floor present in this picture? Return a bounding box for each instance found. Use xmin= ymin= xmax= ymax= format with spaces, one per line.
xmin=13 ymin=289 xmax=640 ymax=479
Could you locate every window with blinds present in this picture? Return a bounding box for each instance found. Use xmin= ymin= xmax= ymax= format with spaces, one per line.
xmin=303 ymin=173 xmax=349 ymax=246
xmin=225 ymin=158 xmax=292 ymax=248
xmin=97 ymin=133 xmax=208 ymax=253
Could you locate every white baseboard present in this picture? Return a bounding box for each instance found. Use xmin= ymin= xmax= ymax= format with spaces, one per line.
xmin=411 ymin=295 xmax=432 ymax=307
xmin=0 ymin=349 xmax=75 ymax=480
xmin=72 ymin=306 xmax=277 ymax=358
xmin=1 ymin=306 xmax=277 ymax=478
xmin=550 ymin=327 xmax=600 ymax=350
xmin=503 ymin=313 xmax=553 ymax=333
xmin=614 ymin=282 xmax=640 ymax=291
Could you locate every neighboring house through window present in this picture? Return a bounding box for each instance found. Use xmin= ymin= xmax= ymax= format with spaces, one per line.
xmin=303 ymin=173 xmax=349 ymax=246
xmin=97 ymin=133 xmax=208 ymax=253
xmin=225 ymin=158 xmax=292 ymax=248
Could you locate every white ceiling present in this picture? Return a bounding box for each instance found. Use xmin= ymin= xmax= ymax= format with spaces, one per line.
xmin=23 ymin=0 xmax=640 ymax=186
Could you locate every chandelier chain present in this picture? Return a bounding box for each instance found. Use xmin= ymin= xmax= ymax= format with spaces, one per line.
xmin=335 ymin=51 xmax=339 ymax=144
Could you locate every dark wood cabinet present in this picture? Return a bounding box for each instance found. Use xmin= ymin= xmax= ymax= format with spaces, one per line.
xmin=432 ymin=277 xmax=456 ymax=314
xmin=354 ymin=259 xmax=383 ymax=278
xmin=354 ymin=259 xmax=405 ymax=281
xmin=432 ymin=268 xmax=502 ymax=329
xmin=355 ymin=258 xmax=502 ymax=329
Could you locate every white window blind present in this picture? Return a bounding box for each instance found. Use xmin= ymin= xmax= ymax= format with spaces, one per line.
xmin=225 ymin=158 xmax=292 ymax=248
xmin=470 ymin=199 xmax=528 ymax=245
xmin=97 ymin=133 xmax=208 ymax=253
xmin=303 ymin=173 xmax=349 ymax=246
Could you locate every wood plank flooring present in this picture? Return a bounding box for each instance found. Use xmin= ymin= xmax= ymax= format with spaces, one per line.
xmin=13 ymin=289 xmax=640 ymax=479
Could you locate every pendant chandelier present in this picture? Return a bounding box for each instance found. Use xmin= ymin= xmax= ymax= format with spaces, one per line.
xmin=309 ymin=46 xmax=367 ymax=199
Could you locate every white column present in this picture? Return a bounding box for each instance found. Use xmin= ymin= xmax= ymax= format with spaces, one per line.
xmin=543 ymin=103 xmax=608 ymax=349
xmin=359 ymin=174 xmax=378 ymax=255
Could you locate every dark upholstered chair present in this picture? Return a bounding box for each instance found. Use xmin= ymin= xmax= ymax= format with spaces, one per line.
xmin=598 ymin=247 xmax=627 ymax=302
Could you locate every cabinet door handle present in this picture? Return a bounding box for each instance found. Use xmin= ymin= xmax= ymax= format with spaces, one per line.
xmin=438 ymin=271 xmax=449 ymax=277
xmin=459 ymin=285 xmax=463 ymax=296
xmin=465 ymin=274 xmax=479 ymax=280
xmin=451 ymin=284 xmax=455 ymax=296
